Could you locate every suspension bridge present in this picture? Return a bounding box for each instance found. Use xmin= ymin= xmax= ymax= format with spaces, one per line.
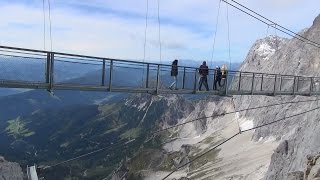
xmin=3 ymin=0 xmax=320 ymax=179
xmin=0 ymin=45 xmax=319 ymax=97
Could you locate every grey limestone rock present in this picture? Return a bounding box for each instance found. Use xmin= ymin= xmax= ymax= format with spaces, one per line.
xmin=0 ymin=156 xmax=23 ymax=180
xmin=285 ymin=171 xmax=304 ymax=180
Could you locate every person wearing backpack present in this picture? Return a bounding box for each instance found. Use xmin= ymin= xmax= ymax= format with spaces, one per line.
xmin=214 ymin=66 xmax=222 ymax=90
xmin=198 ymin=61 xmax=209 ymax=91
xmin=169 ymin=59 xmax=178 ymax=90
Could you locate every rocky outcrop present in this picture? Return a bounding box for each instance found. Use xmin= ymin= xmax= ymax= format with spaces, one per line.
xmin=232 ymin=14 xmax=320 ymax=180
xmin=0 ymin=156 xmax=23 ymax=180
xmin=304 ymin=153 xmax=320 ymax=180
xmin=123 ymin=14 xmax=320 ymax=180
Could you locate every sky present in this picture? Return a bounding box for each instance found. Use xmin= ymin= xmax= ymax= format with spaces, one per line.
xmin=0 ymin=0 xmax=319 ymax=64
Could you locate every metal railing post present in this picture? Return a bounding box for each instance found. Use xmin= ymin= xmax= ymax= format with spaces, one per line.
xmin=238 ymin=72 xmax=242 ymax=92
xmin=146 ymin=64 xmax=150 ymax=88
xmin=193 ymin=69 xmax=197 ymax=93
xmin=45 ymin=52 xmax=51 ymax=85
xmin=279 ymin=75 xmax=283 ymax=92
xmin=212 ymin=69 xmax=215 ymax=91
xmin=310 ymin=77 xmax=313 ymax=96
xmin=225 ymin=71 xmax=228 ymax=96
xmin=101 ymin=59 xmax=106 ymax=86
xmin=293 ymin=76 xmax=296 ymax=95
xmin=182 ymin=67 xmax=186 ymax=89
xmin=49 ymin=53 xmax=54 ymax=91
xmin=273 ymin=74 xmax=277 ymax=96
xmin=156 ymin=64 xmax=160 ymax=94
xmin=296 ymin=76 xmax=300 ymax=93
xmin=108 ymin=60 xmax=113 ymax=92
xmin=261 ymin=74 xmax=264 ymax=91
xmin=251 ymin=73 xmax=255 ymax=95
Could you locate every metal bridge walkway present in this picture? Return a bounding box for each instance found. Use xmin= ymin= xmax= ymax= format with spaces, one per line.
xmin=0 ymin=45 xmax=319 ymax=96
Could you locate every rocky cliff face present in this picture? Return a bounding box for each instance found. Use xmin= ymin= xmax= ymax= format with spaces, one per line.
xmin=234 ymin=14 xmax=320 ymax=180
xmin=0 ymin=156 xmax=23 ymax=180
xmin=142 ymin=14 xmax=320 ymax=180
xmin=42 ymin=14 xmax=320 ymax=180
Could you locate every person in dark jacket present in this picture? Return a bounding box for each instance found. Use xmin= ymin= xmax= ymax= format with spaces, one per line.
xmin=169 ymin=59 xmax=178 ymax=90
xmin=214 ymin=66 xmax=222 ymax=90
xmin=198 ymin=61 xmax=209 ymax=91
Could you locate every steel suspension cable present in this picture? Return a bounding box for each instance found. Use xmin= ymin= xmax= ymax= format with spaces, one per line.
xmin=226 ymin=0 xmax=232 ymax=70
xmin=42 ymin=98 xmax=319 ymax=173
xmin=161 ymin=132 xmax=240 ymax=180
xmin=142 ymin=0 xmax=149 ymax=86
xmin=153 ymin=98 xmax=319 ymax=134
xmin=210 ymin=0 xmax=222 ymax=68
xmin=48 ymin=0 xmax=53 ymax=51
xmin=163 ymin=104 xmax=320 ymax=180
xmin=230 ymin=0 xmax=320 ymax=47
xmin=221 ymin=0 xmax=320 ymax=48
xmin=42 ymin=0 xmax=46 ymax=51
xmin=43 ymin=138 xmax=137 ymax=169
xmin=157 ymin=0 xmax=162 ymax=64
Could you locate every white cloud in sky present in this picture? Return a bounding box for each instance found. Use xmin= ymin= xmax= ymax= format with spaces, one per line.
xmin=0 ymin=0 xmax=319 ymax=64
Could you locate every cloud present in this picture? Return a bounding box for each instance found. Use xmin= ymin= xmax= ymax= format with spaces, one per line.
xmin=0 ymin=0 xmax=319 ymax=65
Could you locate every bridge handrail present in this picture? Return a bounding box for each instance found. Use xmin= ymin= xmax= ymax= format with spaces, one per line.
xmin=0 ymin=44 xmax=319 ymax=96
xmin=0 ymin=45 xmax=316 ymax=79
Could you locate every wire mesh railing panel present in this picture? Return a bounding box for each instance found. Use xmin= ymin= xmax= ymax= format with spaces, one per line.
xmin=261 ymin=75 xmax=277 ymax=92
xmin=279 ymin=76 xmax=294 ymax=92
xmin=296 ymin=77 xmax=312 ymax=93
xmin=54 ymin=57 xmax=102 ymax=86
xmin=252 ymin=74 xmax=263 ymax=92
xmin=228 ymin=72 xmax=240 ymax=91
xmin=145 ymin=64 xmax=159 ymax=89
xmin=111 ymin=61 xmax=146 ymax=88
xmin=239 ymin=72 xmax=254 ymax=92
xmin=183 ymin=69 xmax=197 ymax=90
xmin=0 ymin=52 xmax=46 ymax=82
xmin=159 ymin=65 xmax=173 ymax=90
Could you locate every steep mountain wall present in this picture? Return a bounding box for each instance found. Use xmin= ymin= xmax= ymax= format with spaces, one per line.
xmin=148 ymin=14 xmax=320 ymax=180
xmin=233 ymin=14 xmax=320 ymax=180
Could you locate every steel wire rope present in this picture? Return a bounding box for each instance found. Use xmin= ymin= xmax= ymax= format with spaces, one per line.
xmin=241 ymin=105 xmax=320 ymax=133
xmin=41 ymin=98 xmax=319 ymax=172
xmin=226 ymin=0 xmax=232 ymax=70
xmin=0 ymin=53 xmax=45 ymax=60
xmin=157 ymin=0 xmax=162 ymax=64
xmin=220 ymin=0 xmax=304 ymax=42
xmin=142 ymin=0 xmax=149 ymax=87
xmin=210 ymin=0 xmax=222 ymax=68
xmin=153 ymin=98 xmax=319 ymax=134
xmin=42 ymin=0 xmax=46 ymax=51
xmin=157 ymin=0 xmax=164 ymax=88
xmin=221 ymin=0 xmax=320 ymax=48
xmin=43 ymin=138 xmax=138 ymax=169
xmin=163 ymin=104 xmax=320 ymax=180
xmin=0 ymin=49 xmax=46 ymax=57
xmin=48 ymin=0 xmax=53 ymax=51
xmin=230 ymin=0 xmax=320 ymax=47
xmin=161 ymin=132 xmax=240 ymax=179
xmin=54 ymin=59 xmax=102 ymax=66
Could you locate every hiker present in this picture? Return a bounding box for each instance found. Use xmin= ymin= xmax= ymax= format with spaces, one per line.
xmin=214 ymin=66 xmax=222 ymax=90
xmin=198 ymin=61 xmax=209 ymax=91
xmin=169 ymin=59 xmax=178 ymax=90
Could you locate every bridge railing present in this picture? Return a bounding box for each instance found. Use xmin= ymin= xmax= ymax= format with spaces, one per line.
xmin=0 ymin=45 xmax=318 ymax=96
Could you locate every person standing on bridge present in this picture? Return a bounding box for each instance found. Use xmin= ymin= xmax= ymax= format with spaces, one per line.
xmin=213 ymin=66 xmax=222 ymax=90
xmin=169 ymin=59 xmax=178 ymax=90
xmin=198 ymin=61 xmax=209 ymax=91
